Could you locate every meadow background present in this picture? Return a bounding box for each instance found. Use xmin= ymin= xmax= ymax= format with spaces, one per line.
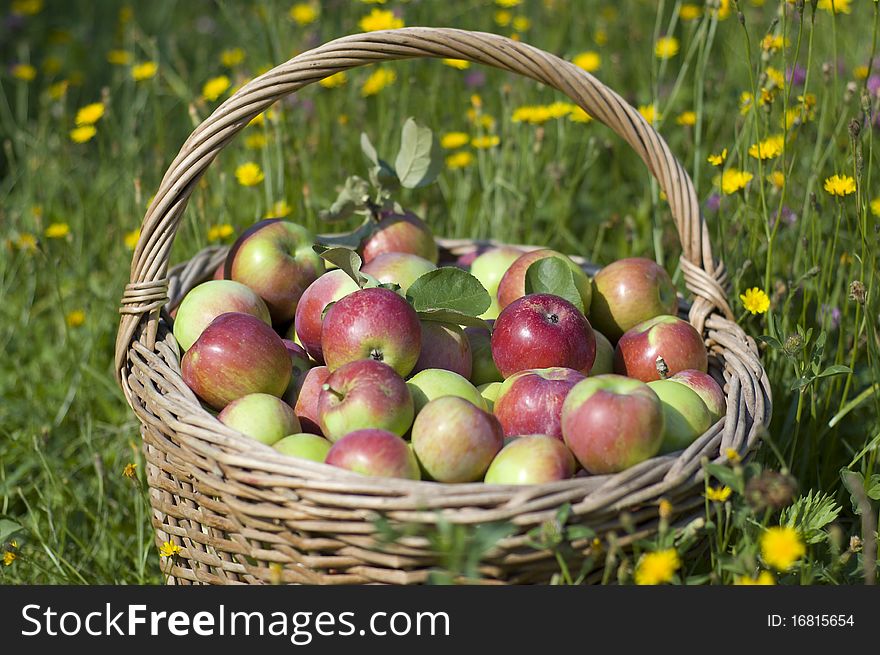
xmin=1 ymin=0 xmax=878 ymax=584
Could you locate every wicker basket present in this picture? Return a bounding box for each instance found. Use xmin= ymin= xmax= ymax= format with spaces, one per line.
xmin=115 ymin=28 xmax=771 ymax=584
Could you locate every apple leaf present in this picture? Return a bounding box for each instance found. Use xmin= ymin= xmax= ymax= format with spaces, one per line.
xmin=406 ymin=267 xmax=491 ymax=317
xmin=315 ymin=218 xmax=375 ymax=251
xmin=0 ymin=518 xmax=24 ymax=545
xmin=362 ymin=132 xmax=399 ymax=190
xmin=361 ymin=131 xmax=379 ymax=167
xmin=524 ymin=257 xmax=585 ymax=313
xmin=313 ymin=245 xmax=366 ymax=287
xmin=319 ymin=175 xmax=371 ymax=222
xmin=416 ymin=309 xmax=490 ymax=329
xmin=394 ymin=117 xmax=443 ymax=189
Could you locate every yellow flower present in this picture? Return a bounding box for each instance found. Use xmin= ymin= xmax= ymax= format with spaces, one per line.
xmin=446 ymin=151 xmax=474 ymax=170
xmin=66 ymin=310 xmax=86 ymax=328
xmin=441 ymin=132 xmax=470 ymax=149
xmin=16 ymin=233 xmax=38 ymax=252
xmin=118 ymin=6 xmax=133 ymax=23
xmin=870 ymin=197 xmax=880 ymax=217
xmin=676 ymin=111 xmax=697 ymax=126
xmin=48 ymin=80 xmax=69 ymax=100
xmin=207 ymin=224 xmax=235 ymax=241
xmin=319 ymin=71 xmax=348 ymax=88
xmin=512 ymin=16 xmax=531 ymax=32
xmin=264 ymin=200 xmax=292 ymax=219
xmin=494 ymin=10 xmax=512 ymax=26
xmin=244 ymin=133 xmax=267 ymax=149
xmin=638 ymin=104 xmax=659 ymax=125
xmin=573 ymin=51 xmax=601 ymax=73
xmin=124 ymin=228 xmax=140 ymax=250
xmin=817 ymin=0 xmax=851 ymax=14
xmin=361 ymin=68 xmax=396 ymax=96
xmin=761 ymin=35 xmax=786 ymax=53
xmin=761 ymin=526 xmax=805 ymax=571
xmin=45 ymin=223 xmax=70 ymax=239
xmin=122 ymin=462 xmax=137 ymax=479
xmin=2 ymin=551 xmax=15 ymax=566
xmin=235 ymin=162 xmax=264 ymax=187
xmin=767 ymin=171 xmax=785 ymax=190
xmin=823 ymin=174 xmax=856 ymax=197
xmin=468 ymin=111 xmax=496 ymax=130
xmin=705 ymin=485 xmax=732 ymax=502
xmin=107 ymin=49 xmax=132 ymax=66
xmin=713 ymin=0 xmax=732 ymax=19
xmin=359 ymin=8 xmax=403 ymax=32
xmin=11 ymin=0 xmax=43 ymax=15
xmin=495 ymin=0 xmax=521 ymax=6
xmin=765 ymin=66 xmax=785 ymax=90
xmin=854 ymin=65 xmax=869 ymax=81
xmin=12 ymin=64 xmax=36 ymax=81
xmin=221 ymin=47 xmax=245 ymax=68
xmin=736 ymin=571 xmax=776 ymax=585
xmin=472 ymin=135 xmax=500 ymax=149
xmin=202 ymin=75 xmax=231 ymax=102
xmin=131 ymin=61 xmax=158 ymax=82
xmin=679 ymin=4 xmax=702 ymax=21
xmin=658 ymin=499 xmax=673 ymax=519
xmin=289 ymin=3 xmax=318 ymax=25
xmin=720 ymin=169 xmax=753 ymax=194
xmin=748 ymin=134 xmax=784 ymax=161
xmin=740 ymin=287 xmax=770 ymax=314
xmin=739 ymin=91 xmax=754 ymax=115
xmin=159 ymin=541 xmax=182 ymax=558
xmin=725 ymin=448 xmax=741 ymax=463
xmin=443 ymin=58 xmax=470 ymax=70
xmin=70 ymin=125 xmax=97 ymax=143
xmin=42 ymin=56 xmax=62 ymax=75
xmin=568 ymin=106 xmax=592 ymax=123
xmin=248 ymin=112 xmax=266 ymax=127
xmin=634 ymin=549 xmax=680 ymax=585
xmin=75 ymin=102 xmax=105 ymax=126
xmin=655 ymin=36 xmax=680 ymax=60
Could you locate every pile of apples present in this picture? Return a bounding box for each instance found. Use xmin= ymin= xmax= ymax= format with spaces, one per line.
xmin=173 ymin=211 xmax=725 ymax=485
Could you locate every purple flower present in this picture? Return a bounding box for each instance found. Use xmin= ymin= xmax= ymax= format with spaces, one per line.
xmin=464 ymin=70 xmax=486 ymax=89
xmin=705 ymin=193 xmax=721 ymax=213
xmin=868 ymin=75 xmax=880 ymax=97
xmin=819 ymin=304 xmax=841 ymax=330
xmin=786 ymin=64 xmax=806 ymax=87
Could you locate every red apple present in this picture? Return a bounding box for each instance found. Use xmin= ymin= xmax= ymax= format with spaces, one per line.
xmin=496 ymin=249 xmax=592 ymax=312
xmin=491 ymin=294 xmax=597 ymax=378
xmin=224 ymin=219 xmax=325 ymax=324
xmin=669 ymin=369 xmax=726 ymax=421
xmin=411 ymin=321 xmax=472 ymax=378
xmin=589 ymin=257 xmax=678 ymax=341
xmin=172 ymin=280 xmax=271 ymax=351
xmin=317 ymin=359 xmax=414 ymax=441
xmin=181 ymin=312 xmax=292 ymax=410
xmin=411 ymin=396 xmax=503 ymax=483
xmin=561 ymin=374 xmax=665 ymax=474
xmin=614 ymin=315 xmax=708 ymax=382
xmin=325 ymin=429 xmax=420 ymax=480
xmin=360 ymin=210 xmax=438 ymax=264
xmin=484 ymin=435 xmax=576 ymax=485
xmin=211 ymin=263 xmax=225 ymax=280
xmin=294 ymin=366 xmax=330 ymax=434
xmin=321 ymin=287 xmax=422 ymax=377
xmin=493 ymin=367 xmax=586 ymax=439
xmin=218 ymin=392 xmax=300 ymax=446
xmin=281 ymin=339 xmax=313 ymax=406
xmin=360 ymin=252 xmax=436 ymax=294
xmin=293 ymin=269 xmax=360 ymax=363
xmin=469 ymin=247 xmax=524 ymax=319
xmin=464 ymin=322 xmax=502 ymax=386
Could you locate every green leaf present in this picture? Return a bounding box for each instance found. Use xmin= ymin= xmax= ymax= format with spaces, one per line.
xmin=789 ymin=375 xmax=813 ymax=391
xmin=361 ymin=132 xmax=379 ymax=167
xmin=315 ymin=217 xmax=375 ymax=250
xmin=313 ymin=246 xmax=365 ymax=287
xmin=416 ymin=309 xmax=490 ymax=329
xmin=780 ymin=490 xmax=842 ymax=544
xmin=407 ymin=267 xmax=491 ymax=316
xmin=757 ymin=335 xmax=782 ymax=350
xmin=394 ymin=117 xmax=443 ymax=189
xmin=839 ymin=469 xmax=880 ymax=516
xmin=362 ymin=132 xmax=399 ymax=189
xmin=0 ymin=518 xmax=24 ymax=545
xmin=816 ymin=364 xmax=852 ymax=379
xmin=319 ymin=175 xmax=371 ymax=222
xmin=703 ymin=462 xmax=744 ymax=495
xmin=524 ymin=257 xmax=585 ymax=313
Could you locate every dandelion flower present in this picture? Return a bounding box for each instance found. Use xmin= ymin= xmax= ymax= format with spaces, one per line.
xmin=2 ymin=551 xmax=15 ymax=566
xmin=655 ymin=36 xmax=680 ymax=60
xmin=748 ymin=134 xmax=784 ymax=160
xmin=495 ymin=0 xmax=522 ymax=6
xmin=680 ymin=4 xmax=702 ymax=20
xmin=319 ymin=71 xmax=347 ymax=88
xmin=42 ymin=56 xmax=62 ymax=75
xmin=760 ymin=526 xmax=805 ymax=571
xmin=264 ymin=200 xmax=292 ymax=219
xmin=713 ymin=0 xmax=732 ymax=19
xmin=512 ymin=16 xmax=531 ymax=32
xmin=289 ymin=3 xmax=318 ymax=25
xmin=12 ymin=0 xmax=44 ymax=15
xmin=235 ymin=162 xmax=264 ymax=187
xmin=446 ymin=151 xmax=474 ymax=170
xmin=75 ymin=102 xmax=105 ymax=126
xmin=634 ymin=549 xmax=680 ymax=585
xmin=568 ymin=106 xmax=592 ymax=123
xmin=494 ymin=10 xmax=512 ymax=26
xmin=765 ymin=67 xmax=785 ymax=89
xmin=739 ymin=91 xmax=754 ymax=115
xmin=735 ymin=571 xmax=775 ymax=585
xmin=122 ymin=462 xmax=137 ymax=479
xmin=220 ymin=47 xmax=245 ymax=68
xmin=244 ymin=133 xmax=268 ymax=150
xmin=70 ymin=125 xmax=97 ymax=143
xmin=202 ymin=75 xmax=231 ymax=102
xmin=66 ymin=310 xmax=86 ymax=328
xmin=725 ymin=448 xmax=741 ymax=463
xmin=48 ymin=80 xmax=69 ymax=99
xmin=870 ymin=198 xmax=880 ymax=217
xmin=705 ymin=486 xmax=732 ymax=502
xmin=761 ymin=35 xmax=786 ymax=53
xmin=16 ymin=233 xmax=38 ymax=252
xmin=471 ymin=135 xmax=500 ymax=149
xmin=159 ymin=541 xmax=182 ymax=558
xmin=817 ymin=0 xmax=851 ymax=14
xmin=12 ymin=64 xmax=36 ymax=81
xmin=207 ymin=224 xmax=235 ymax=241
xmin=107 ymin=49 xmax=132 ymax=66
xmin=719 ymin=169 xmax=753 ymax=195
xmin=740 ymin=287 xmax=770 ymax=314
xmin=361 ymin=68 xmax=396 ymax=96
xmin=706 ymin=150 xmax=727 ymax=167
xmin=573 ymin=51 xmax=601 ymax=73
xmin=131 ymin=61 xmax=158 ymax=82
xmin=658 ymin=499 xmax=673 ymax=519
xmin=823 ymin=174 xmax=856 ymax=197
xmin=359 ymin=8 xmax=403 ymax=32
xmin=442 ymin=58 xmax=470 ymax=70
xmin=767 ymin=171 xmax=785 ymax=190
xmin=676 ymin=111 xmax=696 ymax=126
xmin=638 ymin=104 xmax=659 ymax=125
xmin=124 ymin=228 xmax=140 ymax=250
xmin=45 ymin=223 xmax=71 ymax=239
xmin=441 ymin=132 xmax=470 ymax=149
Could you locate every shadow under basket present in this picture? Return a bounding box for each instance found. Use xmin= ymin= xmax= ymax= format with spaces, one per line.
xmin=115 ymin=28 xmax=772 ymax=584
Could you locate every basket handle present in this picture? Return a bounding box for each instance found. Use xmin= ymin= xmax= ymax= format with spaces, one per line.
xmin=115 ymin=27 xmax=733 ymax=388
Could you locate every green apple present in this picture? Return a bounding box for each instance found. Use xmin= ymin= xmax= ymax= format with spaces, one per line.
xmin=273 ymin=433 xmax=333 ymax=462
xmin=484 ymin=435 xmax=576 ymax=485
xmin=218 ymin=392 xmax=301 ymax=446
xmin=589 ymin=328 xmax=615 ymax=376
xmin=469 ymin=247 xmax=523 ymax=319
xmin=406 ymin=368 xmax=487 ymax=414
xmin=647 ymin=379 xmax=713 ymax=453
xmin=478 ymin=381 xmax=503 ymax=412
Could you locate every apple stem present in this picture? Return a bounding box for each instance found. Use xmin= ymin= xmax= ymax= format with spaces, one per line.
xmin=322 ymin=383 xmax=345 ymax=401
xmin=655 ymin=356 xmax=670 ymax=380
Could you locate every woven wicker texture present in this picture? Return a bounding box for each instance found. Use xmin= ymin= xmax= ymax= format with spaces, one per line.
xmin=115 ymin=28 xmax=771 ymax=584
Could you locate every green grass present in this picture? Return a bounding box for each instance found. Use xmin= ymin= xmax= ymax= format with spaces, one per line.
xmin=1 ymin=0 xmax=878 ymax=584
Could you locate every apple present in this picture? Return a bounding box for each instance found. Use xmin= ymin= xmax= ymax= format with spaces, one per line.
xmin=211 ymin=262 xmax=225 ymax=280
xmin=224 ymin=219 xmax=325 ymax=324
xmin=325 ymin=429 xmax=421 ymax=480
xmin=406 ymin=368 xmax=487 ymax=414
xmin=484 ymin=435 xmax=576 ymax=485
xmin=218 ymin=393 xmax=300 ymax=446
xmin=491 ymin=294 xmax=597 ymax=378
xmin=294 ymin=366 xmax=330 ymax=434
xmin=411 ymin=396 xmax=503 ymax=482
xmin=648 ymin=379 xmax=713 ymax=453
xmin=589 ymin=329 xmax=615 ymax=376
xmin=493 ymin=367 xmax=586 ymax=439
xmin=614 ymin=315 xmax=708 ymax=382
xmin=469 ymin=247 xmax=524 ymax=319
xmin=561 ymin=374 xmax=664 ymax=474
xmin=321 ymin=287 xmax=422 ymax=377
xmin=181 ymin=312 xmax=292 ymax=410
xmin=589 ymin=257 xmax=678 ymax=341
xmin=273 ymin=433 xmax=333 ymax=463
xmin=478 ymin=382 xmax=503 ymax=412
xmin=317 ymin=359 xmax=414 ymax=441
xmin=293 ymin=269 xmax=360 ymax=363
xmin=281 ymin=339 xmax=313 ymax=406
xmin=496 ymin=249 xmax=592 ymax=312
xmin=172 ymin=280 xmax=271 ymax=351
xmin=360 ymin=252 xmax=436 ymax=294
xmin=669 ymin=369 xmax=726 ymax=421
xmin=411 ymin=321 xmax=472 ymax=378
xmin=360 ymin=210 xmax=439 ymax=264
xmin=464 ymin=322 xmax=503 ymax=386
